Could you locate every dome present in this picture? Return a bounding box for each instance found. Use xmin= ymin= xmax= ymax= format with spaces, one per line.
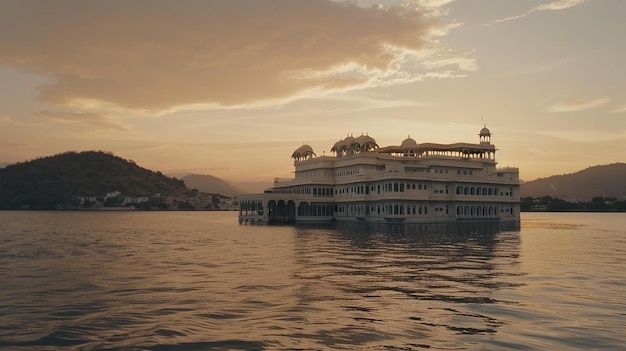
xmin=479 ymin=126 xmax=491 ymax=136
xmin=331 ymin=139 xmax=346 ymax=152
xmin=331 ymin=136 xmax=355 ymax=157
xmin=343 ymin=135 xmax=355 ymax=146
xmin=401 ymin=136 xmax=418 ymax=149
xmin=354 ymin=134 xmax=375 ymax=145
xmin=291 ymin=144 xmax=316 ymax=160
xmin=354 ymin=134 xmax=378 ymax=151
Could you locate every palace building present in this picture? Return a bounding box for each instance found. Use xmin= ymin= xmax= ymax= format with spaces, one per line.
xmin=238 ymin=126 xmax=520 ymax=224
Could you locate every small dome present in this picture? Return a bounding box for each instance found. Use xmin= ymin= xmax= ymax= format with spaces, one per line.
xmin=401 ymin=136 xmax=418 ymax=149
xmin=354 ymin=134 xmax=378 ymax=151
xmin=291 ymin=144 xmax=316 ymax=160
xmin=479 ymin=126 xmax=491 ymax=136
xmin=343 ymin=135 xmax=355 ymax=146
xmin=331 ymin=139 xmax=346 ymax=152
xmin=354 ymin=134 xmax=375 ymax=145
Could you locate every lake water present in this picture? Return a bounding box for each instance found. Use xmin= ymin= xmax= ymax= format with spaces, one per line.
xmin=0 ymin=211 xmax=624 ymax=350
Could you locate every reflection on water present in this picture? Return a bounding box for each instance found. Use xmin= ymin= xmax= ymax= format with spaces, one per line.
xmin=288 ymin=220 xmax=523 ymax=350
xmin=0 ymin=212 xmax=624 ymax=350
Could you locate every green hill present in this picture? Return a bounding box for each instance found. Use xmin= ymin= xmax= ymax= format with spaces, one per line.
xmin=0 ymin=151 xmax=189 ymax=209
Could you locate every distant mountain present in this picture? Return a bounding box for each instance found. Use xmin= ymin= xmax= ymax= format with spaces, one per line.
xmin=521 ymin=163 xmax=626 ymax=199
xmin=230 ymin=181 xmax=273 ymax=195
xmin=0 ymin=151 xmax=189 ymax=209
xmin=0 ymin=162 xmax=10 ymax=168
xmin=181 ymin=174 xmax=246 ymax=197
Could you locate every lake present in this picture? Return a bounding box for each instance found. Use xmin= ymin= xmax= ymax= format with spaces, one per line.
xmin=0 ymin=211 xmax=624 ymax=350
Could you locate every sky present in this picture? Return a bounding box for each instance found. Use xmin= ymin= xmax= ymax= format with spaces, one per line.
xmin=1 ymin=0 xmax=624 ymax=183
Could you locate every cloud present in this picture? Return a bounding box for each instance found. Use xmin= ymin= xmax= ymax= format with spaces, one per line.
xmin=0 ymin=0 xmax=463 ymax=114
xmin=35 ymin=110 xmax=130 ymax=131
xmin=491 ymin=0 xmax=589 ymax=25
xmin=611 ymin=105 xmax=626 ymax=114
xmin=546 ymin=97 xmax=610 ymax=112
xmin=416 ymin=0 xmax=458 ymax=9
xmin=534 ymin=0 xmax=588 ymax=11
xmin=536 ymin=129 xmax=626 ymax=143
xmin=0 ymin=114 xmax=41 ymax=127
xmin=0 ymin=114 xmax=19 ymax=126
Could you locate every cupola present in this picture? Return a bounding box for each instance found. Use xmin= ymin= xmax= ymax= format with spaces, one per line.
xmin=479 ymin=126 xmax=491 ymax=144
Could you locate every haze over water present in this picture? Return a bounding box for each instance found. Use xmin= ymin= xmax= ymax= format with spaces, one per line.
xmin=0 ymin=211 xmax=624 ymax=350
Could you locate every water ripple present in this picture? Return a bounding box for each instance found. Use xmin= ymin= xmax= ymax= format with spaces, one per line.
xmin=0 ymin=212 xmax=625 ymax=350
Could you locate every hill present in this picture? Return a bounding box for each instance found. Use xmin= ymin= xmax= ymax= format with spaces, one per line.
xmin=0 ymin=151 xmax=189 ymax=209
xmin=231 ymin=181 xmax=273 ymax=195
xmin=179 ymin=175 xmax=273 ymax=196
xmin=181 ymin=174 xmax=246 ymax=197
xmin=521 ymin=163 xmax=626 ymax=200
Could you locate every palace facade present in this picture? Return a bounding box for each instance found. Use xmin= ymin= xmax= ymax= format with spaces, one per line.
xmin=239 ymin=126 xmax=520 ymax=224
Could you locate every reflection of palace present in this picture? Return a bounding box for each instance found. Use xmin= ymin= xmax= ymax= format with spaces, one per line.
xmin=239 ymin=126 xmax=520 ymax=224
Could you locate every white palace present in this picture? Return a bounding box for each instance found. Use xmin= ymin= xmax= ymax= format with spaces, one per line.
xmin=238 ymin=126 xmax=520 ymax=224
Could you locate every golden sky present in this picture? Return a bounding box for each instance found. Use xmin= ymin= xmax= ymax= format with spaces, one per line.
xmin=1 ymin=0 xmax=624 ymax=182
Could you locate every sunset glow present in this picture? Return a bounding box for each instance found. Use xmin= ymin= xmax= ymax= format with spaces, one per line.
xmin=1 ymin=0 xmax=623 ymax=182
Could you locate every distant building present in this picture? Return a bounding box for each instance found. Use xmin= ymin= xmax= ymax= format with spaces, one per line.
xmin=124 ymin=196 xmax=149 ymax=205
xmin=105 ymin=191 xmax=122 ymax=199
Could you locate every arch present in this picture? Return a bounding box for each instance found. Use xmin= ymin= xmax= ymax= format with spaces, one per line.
xmin=298 ymin=201 xmax=310 ymax=216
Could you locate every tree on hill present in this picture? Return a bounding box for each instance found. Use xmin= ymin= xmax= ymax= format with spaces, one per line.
xmin=0 ymin=151 xmax=189 ymax=209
